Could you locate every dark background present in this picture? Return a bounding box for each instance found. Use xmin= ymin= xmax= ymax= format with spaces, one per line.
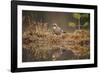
xmin=22 ymin=10 xmax=90 ymax=32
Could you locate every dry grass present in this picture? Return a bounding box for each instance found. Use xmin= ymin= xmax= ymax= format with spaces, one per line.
xmin=22 ymin=22 xmax=90 ymax=62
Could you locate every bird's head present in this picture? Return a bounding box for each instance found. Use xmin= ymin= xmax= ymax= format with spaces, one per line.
xmin=52 ymin=23 xmax=57 ymax=27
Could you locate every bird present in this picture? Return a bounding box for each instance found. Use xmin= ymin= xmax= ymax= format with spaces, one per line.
xmin=52 ymin=23 xmax=63 ymax=35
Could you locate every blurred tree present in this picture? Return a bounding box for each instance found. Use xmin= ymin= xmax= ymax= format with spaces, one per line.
xmin=83 ymin=22 xmax=89 ymax=29
xmin=81 ymin=14 xmax=89 ymax=18
xmin=73 ymin=13 xmax=81 ymax=30
xmin=72 ymin=13 xmax=90 ymax=30
xmin=68 ymin=22 xmax=76 ymax=27
xmin=81 ymin=14 xmax=90 ymax=29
